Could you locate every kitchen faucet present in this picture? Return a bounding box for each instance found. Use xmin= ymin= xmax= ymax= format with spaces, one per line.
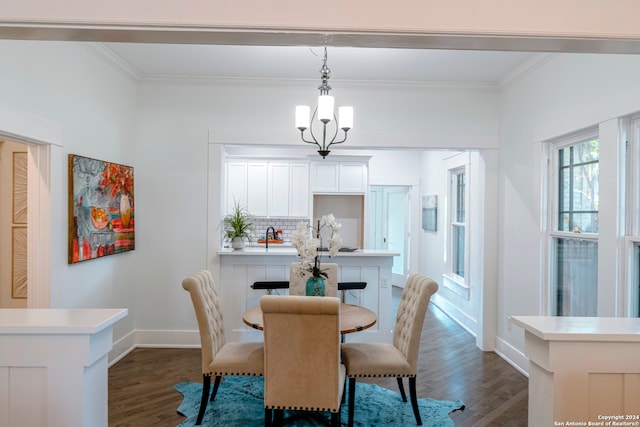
xmin=265 ymin=226 xmax=276 ymax=249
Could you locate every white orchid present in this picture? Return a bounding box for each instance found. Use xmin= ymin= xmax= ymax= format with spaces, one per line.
xmin=292 ymin=215 xmax=342 ymax=278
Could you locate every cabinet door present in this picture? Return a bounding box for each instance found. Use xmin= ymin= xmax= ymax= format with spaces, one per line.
xmin=340 ymin=162 xmax=367 ymax=193
xmin=310 ymin=162 xmax=339 ymax=192
xmin=226 ymin=162 xmax=247 ymax=214
xmin=247 ymin=162 xmax=268 ymax=217
xmin=268 ymin=162 xmax=290 ymax=217
xmin=289 ymin=163 xmax=310 ymax=217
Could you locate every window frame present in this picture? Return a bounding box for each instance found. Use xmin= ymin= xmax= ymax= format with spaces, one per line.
xmin=625 ymin=116 xmax=640 ymax=317
xmin=444 ymin=153 xmax=470 ymax=290
xmin=545 ymin=128 xmax=600 ymax=316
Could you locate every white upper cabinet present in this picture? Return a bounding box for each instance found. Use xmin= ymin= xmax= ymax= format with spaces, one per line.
xmin=226 ymin=160 xmax=309 ymax=218
xmin=289 ymin=163 xmax=310 ymax=217
xmin=247 ymin=162 xmax=268 ymax=217
xmin=339 ymin=162 xmax=368 ymax=193
xmin=268 ymin=162 xmax=290 ymax=217
xmin=226 ymin=162 xmax=248 ymax=214
xmin=310 ymin=159 xmax=368 ymax=193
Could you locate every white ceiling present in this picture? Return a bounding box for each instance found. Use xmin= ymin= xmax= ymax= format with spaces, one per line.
xmin=102 ymin=43 xmax=537 ymax=84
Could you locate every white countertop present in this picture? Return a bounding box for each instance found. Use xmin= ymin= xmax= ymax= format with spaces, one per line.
xmin=0 ymin=308 xmax=128 ymax=334
xmin=218 ymin=247 xmax=399 ymax=256
xmin=511 ymin=315 xmax=640 ymax=342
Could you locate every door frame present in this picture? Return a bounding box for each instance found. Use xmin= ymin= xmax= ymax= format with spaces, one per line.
xmin=0 ymin=105 xmax=62 ymax=308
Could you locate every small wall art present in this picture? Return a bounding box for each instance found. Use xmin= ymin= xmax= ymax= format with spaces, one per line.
xmin=68 ymin=154 xmax=135 ymax=263
xmin=422 ymin=194 xmax=437 ymax=232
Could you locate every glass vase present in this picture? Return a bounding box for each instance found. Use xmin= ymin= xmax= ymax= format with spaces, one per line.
xmin=305 ymin=276 xmax=326 ymax=297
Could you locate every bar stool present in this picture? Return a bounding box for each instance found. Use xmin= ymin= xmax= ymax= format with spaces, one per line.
xmin=337 ymin=282 xmax=367 ymax=303
xmin=251 ymin=281 xmax=289 ymax=295
xmin=337 ymin=282 xmax=367 ymax=343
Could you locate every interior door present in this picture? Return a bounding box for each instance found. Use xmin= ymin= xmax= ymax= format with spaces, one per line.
xmin=0 ymin=140 xmax=28 ymax=308
xmin=369 ymin=185 xmax=410 ymax=287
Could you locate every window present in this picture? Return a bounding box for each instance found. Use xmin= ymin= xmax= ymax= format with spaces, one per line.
xmin=548 ymin=131 xmax=599 ymax=316
xmin=445 ymin=157 xmax=468 ymax=285
xmin=451 ymin=170 xmax=466 ymax=278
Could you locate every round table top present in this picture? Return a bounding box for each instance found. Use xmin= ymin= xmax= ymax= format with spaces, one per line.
xmin=242 ymin=303 xmax=377 ymax=334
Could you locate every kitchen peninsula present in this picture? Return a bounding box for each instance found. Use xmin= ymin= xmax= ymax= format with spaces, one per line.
xmin=218 ymin=247 xmax=398 ymax=344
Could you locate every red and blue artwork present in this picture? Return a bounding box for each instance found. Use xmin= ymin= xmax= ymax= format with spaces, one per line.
xmin=68 ymin=154 xmax=135 ymax=264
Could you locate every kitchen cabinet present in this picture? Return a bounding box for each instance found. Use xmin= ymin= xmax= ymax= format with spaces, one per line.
xmin=247 ymin=163 xmax=268 ymax=217
xmin=268 ymin=162 xmax=290 ymax=217
xmin=226 ymin=161 xmax=268 ymax=216
xmin=226 ymin=160 xmax=309 ymax=217
xmin=289 ymin=163 xmax=310 ymax=217
xmin=226 ymin=161 xmax=248 ymax=214
xmin=310 ymin=160 xmax=368 ymax=193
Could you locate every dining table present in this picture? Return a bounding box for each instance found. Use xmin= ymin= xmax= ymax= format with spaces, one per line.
xmin=242 ymin=302 xmax=377 ymax=334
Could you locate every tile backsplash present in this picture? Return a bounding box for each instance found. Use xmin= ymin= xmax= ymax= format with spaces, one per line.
xmin=249 ymin=218 xmax=310 ymax=243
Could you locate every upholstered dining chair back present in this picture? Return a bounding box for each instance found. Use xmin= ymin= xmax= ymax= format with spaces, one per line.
xmin=182 ymin=270 xmax=226 ymax=372
xmin=340 ymin=274 xmax=438 ymax=427
xmin=393 ymin=274 xmax=439 ymax=372
xmin=182 ymin=270 xmax=264 ymax=425
xmin=261 ymin=295 xmax=345 ymax=424
xmin=289 ymin=262 xmax=338 ymax=297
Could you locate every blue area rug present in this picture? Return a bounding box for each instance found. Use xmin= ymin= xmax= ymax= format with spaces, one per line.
xmin=175 ymin=376 xmax=464 ymax=426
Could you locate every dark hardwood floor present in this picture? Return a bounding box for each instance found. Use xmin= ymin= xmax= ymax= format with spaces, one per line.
xmin=108 ymin=290 xmax=528 ymax=426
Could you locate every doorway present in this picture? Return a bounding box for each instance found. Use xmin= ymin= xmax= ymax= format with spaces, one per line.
xmin=369 ymin=185 xmax=411 ymax=287
xmin=0 ymin=105 xmax=58 ymax=308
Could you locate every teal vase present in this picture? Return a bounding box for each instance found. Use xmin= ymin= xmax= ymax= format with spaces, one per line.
xmin=306 ymin=276 xmax=326 ymax=297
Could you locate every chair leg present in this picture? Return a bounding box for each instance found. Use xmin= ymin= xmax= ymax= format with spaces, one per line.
xmin=274 ymin=409 xmax=284 ymax=426
xmin=409 ymin=377 xmax=422 ymax=426
xmin=209 ymin=375 xmax=222 ymax=402
xmin=196 ymin=374 xmax=211 ymax=425
xmin=264 ymin=408 xmax=272 ymax=426
xmin=396 ymin=377 xmax=407 ymax=402
xmin=331 ymin=410 xmax=340 ymax=427
xmin=348 ymin=377 xmax=356 ymax=427
xmin=341 ymin=376 xmax=347 ymax=404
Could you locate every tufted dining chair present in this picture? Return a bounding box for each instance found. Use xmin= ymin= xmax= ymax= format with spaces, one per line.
xmin=289 ymin=262 xmax=338 ymax=297
xmin=340 ymin=274 xmax=438 ymax=426
xmin=182 ymin=270 xmax=264 ymax=425
xmin=261 ymin=295 xmax=345 ymax=426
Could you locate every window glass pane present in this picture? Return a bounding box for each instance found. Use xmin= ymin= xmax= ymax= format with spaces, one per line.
xmin=559 ymin=213 xmax=571 ymax=232
xmin=554 ymin=238 xmax=598 ymax=316
xmin=572 ymin=162 xmax=599 ymax=212
xmin=452 ymin=224 xmax=465 ymax=278
xmin=557 ymin=139 xmax=599 ymax=233
xmin=456 ymin=172 xmax=465 ymax=223
xmin=573 ymin=139 xmax=599 ymax=163
xmin=571 ymin=213 xmax=599 ymax=233
xmin=560 ymin=148 xmax=569 ymax=166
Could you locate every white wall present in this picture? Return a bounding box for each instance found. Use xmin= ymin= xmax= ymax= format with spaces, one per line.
xmin=135 ymin=79 xmax=500 ymax=335
xmin=418 ymin=150 xmax=489 ymax=340
xmin=496 ymin=53 xmax=640 ymax=371
xmin=0 ymin=40 xmax=139 ymax=344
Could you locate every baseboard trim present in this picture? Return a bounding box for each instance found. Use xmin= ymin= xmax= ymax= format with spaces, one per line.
xmin=494 ymin=336 xmax=529 ymax=377
xmin=108 ymin=325 xmax=531 ymax=380
xmin=431 ymin=294 xmax=477 ymax=338
xmin=108 ymin=329 xmax=136 ymax=367
xmin=429 ymin=296 xmax=530 ymax=378
xmin=108 ymin=330 xmax=201 ymax=367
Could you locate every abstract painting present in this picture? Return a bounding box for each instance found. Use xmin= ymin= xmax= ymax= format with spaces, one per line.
xmin=68 ymin=154 xmax=135 ymax=264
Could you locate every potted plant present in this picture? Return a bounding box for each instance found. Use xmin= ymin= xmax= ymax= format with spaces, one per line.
xmin=223 ymin=201 xmax=254 ymax=250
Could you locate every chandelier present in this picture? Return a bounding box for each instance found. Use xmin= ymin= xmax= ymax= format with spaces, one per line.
xmin=295 ymin=47 xmax=353 ymax=158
